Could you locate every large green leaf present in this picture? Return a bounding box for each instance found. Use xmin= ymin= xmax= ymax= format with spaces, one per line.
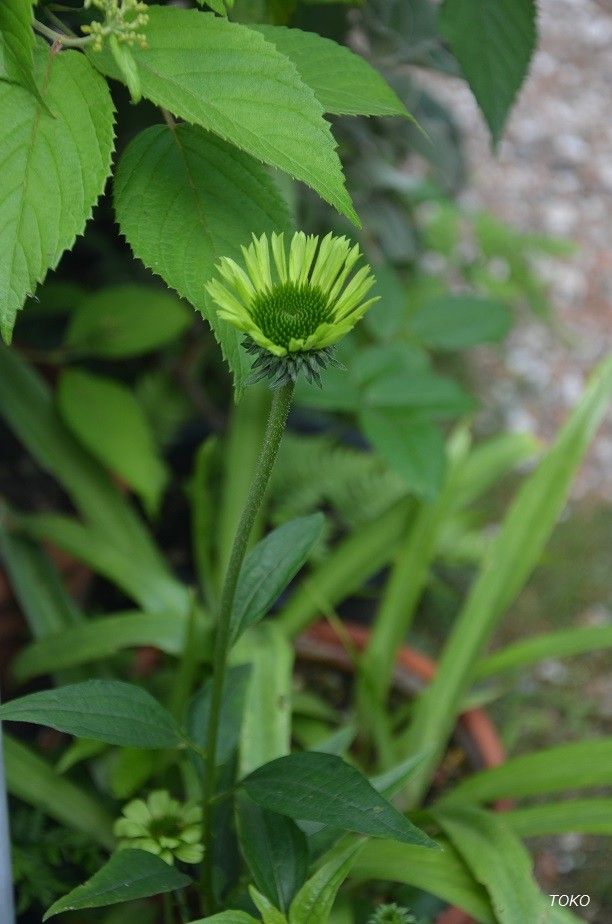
xmin=241 ymin=752 xmax=435 ymax=847
xmin=352 ymin=838 xmax=495 ymax=924
xmin=13 ymin=610 xmax=211 ymax=682
xmin=434 ymin=806 xmax=545 ymax=924
xmin=114 ymin=123 xmax=291 ymax=390
xmin=409 ymin=294 xmax=512 ymax=350
xmin=475 ymin=625 xmax=612 ymax=679
xmin=58 ymin=369 xmax=168 ymax=516
xmin=0 ymin=680 xmax=184 ymax=748
xmin=96 ymin=6 xmax=356 ymax=222
xmin=43 ymin=849 xmax=191 ymax=920
xmin=0 ymin=0 xmax=40 ymax=100
xmin=231 ymin=514 xmax=325 ymax=641
xmin=0 ymin=42 xmax=114 ymax=340
xmin=65 ymin=284 xmax=191 ymax=358
xmin=289 ymin=841 xmax=362 ymax=924
xmin=252 ymin=25 xmax=408 ymax=118
xmin=3 ymin=734 xmax=114 ymax=848
xmin=238 ymin=794 xmax=308 ymax=913
xmin=401 ymin=357 xmax=612 ymax=802
xmin=441 ymin=739 xmax=612 ymax=804
xmin=439 ymin=0 xmax=536 ymax=146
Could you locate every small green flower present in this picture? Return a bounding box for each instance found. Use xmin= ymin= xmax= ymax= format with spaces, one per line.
xmin=368 ymin=903 xmax=417 ymax=924
xmin=113 ymin=790 xmax=203 ymax=865
xmin=206 ymin=231 xmax=379 ymax=386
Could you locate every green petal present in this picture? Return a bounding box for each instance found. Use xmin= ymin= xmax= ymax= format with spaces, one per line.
xmin=218 ymin=256 xmax=255 ymax=304
xmin=327 ymin=242 xmax=361 ymax=305
xmin=175 ymin=843 xmax=204 ymax=864
xmin=299 ymin=235 xmax=319 ymax=284
xmin=271 ymin=232 xmax=287 ymax=283
xmin=113 ymin=818 xmax=147 ymax=838
xmin=252 ymin=232 xmax=273 ymax=288
xmin=148 ymin=790 xmax=174 ymax=818
xmin=288 ymin=232 xmax=307 ymax=283
xmin=332 ymin=265 xmax=375 ymax=320
xmin=122 ymin=799 xmax=150 ymax=825
xmin=207 ymin=279 xmax=251 ymax=326
xmin=310 ymin=233 xmax=350 ymax=291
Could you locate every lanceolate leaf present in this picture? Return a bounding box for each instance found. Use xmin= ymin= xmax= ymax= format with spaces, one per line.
xmin=96 ymin=6 xmax=357 ymax=222
xmin=43 ymin=849 xmax=191 ymax=920
xmin=114 ymin=123 xmax=291 ymax=390
xmin=289 ymin=841 xmax=363 ymax=924
xmin=231 ymin=514 xmax=325 ymax=641
xmin=439 ymin=0 xmax=536 ymax=146
xmin=238 ymin=794 xmax=308 ymax=913
xmin=0 ymin=680 xmax=183 ymax=748
xmin=189 ymin=664 xmax=251 ymax=766
xmin=3 ymin=734 xmax=115 ymax=849
xmin=252 ymin=25 xmax=409 ymax=118
xmin=241 ymin=751 xmax=436 ymax=847
xmin=0 ymin=42 xmax=115 ymax=341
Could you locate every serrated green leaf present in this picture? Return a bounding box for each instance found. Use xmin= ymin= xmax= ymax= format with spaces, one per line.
xmin=43 ymin=849 xmax=191 ymax=920
xmin=0 ymin=680 xmax=184 ymax=748
xmin=96 ymin=6 xmax=356 ymax=222
xmin=252 ymin=25 xmax=408 ymax=118
xmin=65 ymin=284 xmax=191 ymax=358
xmin=57 ymin=369 xmax=168 ymax=516
xmin=3 ymin=733 xmax=115 ymax=849
xmin=241 ymin=752 xmax=436 ymax=847
xmin=114 ymin=124 xmax=291 ymax=390
xmin=0 ymin=0 xmax=41 ymax=101
xmin=409 ymin=294 xmax=512 ymax=349
xmin=439 ymin=0 xmax=536 ymax=146
xmin=231 ymin=513 xmax=325 ymax=642
xmin=0 ymin=41 xmax=114 ymax=341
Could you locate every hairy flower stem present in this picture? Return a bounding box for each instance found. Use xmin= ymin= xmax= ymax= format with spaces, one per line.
xmin=201 ymin=380 xmax=294 ymax=911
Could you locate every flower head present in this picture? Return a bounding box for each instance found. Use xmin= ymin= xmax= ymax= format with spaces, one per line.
xmin=368 ymin=904 xmax=417 ymax=924
xmin=114 ymin=790 xmax=203 ymax=865
xmin=206 ymin=231 xmax=379 ymax=386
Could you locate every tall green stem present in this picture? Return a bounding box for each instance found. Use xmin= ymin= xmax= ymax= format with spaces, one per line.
xmin=200 ymin=381 xmax=294 ymax=911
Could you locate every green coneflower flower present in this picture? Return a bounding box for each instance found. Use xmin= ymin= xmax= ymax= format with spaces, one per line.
xmin=206 ymin=231 xmax=379 ymax=387
xmin=113 ymin=790 xmax=203 ymax=865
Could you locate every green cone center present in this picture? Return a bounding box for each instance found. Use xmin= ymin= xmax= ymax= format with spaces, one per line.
xmin=250 ymin=281 xmax=330 ymax=350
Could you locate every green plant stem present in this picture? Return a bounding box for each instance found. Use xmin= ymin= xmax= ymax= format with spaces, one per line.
xmin=33 ymin=19 xmax=94 ymax=48
xmin=200 ymin=381 xmax=294 ymax=912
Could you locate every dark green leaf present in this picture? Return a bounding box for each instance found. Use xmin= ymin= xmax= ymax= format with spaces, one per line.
xmin=189 ymin=664 xmax=251 ymax=766
xmin=231 ymin=514 xmax=325 ymax=641
xmin=360 ymin=408 xmax=445 ymax=498
xmin=96 ymin=7 xmax=357 ymax=222
xmin=43 ymin=849 xmax=191 ymax=919
xmin=409 ymin=295 xmax=512 ymax=349
xmin=65 ymin=284 xmax=191 ymax=358
xmin=252 ymin=25 xmax=409 ymax=117
xmin=439 ymin=0 xmax=536 ymax=146
xmin=114 ymin=124 xmax=291 ymax=391
xmin=0 ymin=680 xmax=183 ymax=748
xmin=241 ymin=752 xmax=436 ymax=847
xmin=289 ymin=840 xmax=362 ymax=924
xmin=238 ymin=794 xmax=308 ymax=912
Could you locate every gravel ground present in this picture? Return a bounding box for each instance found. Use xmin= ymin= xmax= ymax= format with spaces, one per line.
xmin=420 ymin=0 xmax=612 ymax=500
